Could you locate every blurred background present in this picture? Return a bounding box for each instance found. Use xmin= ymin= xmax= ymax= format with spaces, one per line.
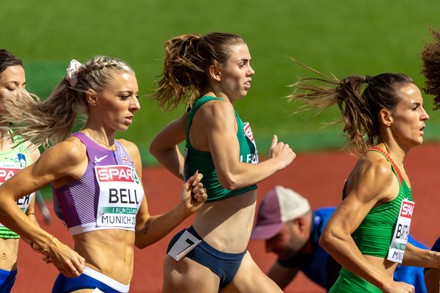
xmin=3 ymin=0 xmax=440 ymax=165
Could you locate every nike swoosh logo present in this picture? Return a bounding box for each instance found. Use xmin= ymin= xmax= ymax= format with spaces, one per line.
xmin=95 ymin=155 xmax=108 ymax=163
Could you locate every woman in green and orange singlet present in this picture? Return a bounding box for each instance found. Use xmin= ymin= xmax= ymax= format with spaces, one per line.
xmin=290 ymin=72 xmax=439 ymax=293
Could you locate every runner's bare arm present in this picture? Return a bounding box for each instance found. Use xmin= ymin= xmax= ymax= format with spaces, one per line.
xmin=149 ymin=114 xmax=186 ymax=180
xmin=25 ymin=142 xmax=41 ymax=226
xmin=122 ymin=139 xmax=206 ymax=248
xmin=402 ymin=242 xmax=440 ymax=268
xmin=0 ymin=138 xmax=86 ymax=277
xmin=267 ymin=261 xmax=299 ymax=289
xmin=204 ymin=100 xmax=295 ymax=189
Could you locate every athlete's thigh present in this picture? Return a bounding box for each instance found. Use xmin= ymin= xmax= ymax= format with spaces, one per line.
xmin=163 ymin=254 xmax=220 ymax=293
xmin=221 ymin=252 xmax=282 ymax=293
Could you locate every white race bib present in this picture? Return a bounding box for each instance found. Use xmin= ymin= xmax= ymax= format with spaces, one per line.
xmin=95 ymin=165 xmax=143 ymax=230
xmin=0 ymin=166 xmax=34 ymax=221
xmin=387 ymin=199 xmax=414 ymax=263
xmin=168 ymin=230 xmax=202 ymax=261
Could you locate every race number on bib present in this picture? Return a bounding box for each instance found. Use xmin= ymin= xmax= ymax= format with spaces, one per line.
xmin=168 ymin=230 xmax=202 ymax=261
xmin=387 ymin=199 xmax=414 ymax=263
xmin=95 ymin=165 xmax=143 ymax=230
xmin=0 ymin=166 xmax=33 ymax=215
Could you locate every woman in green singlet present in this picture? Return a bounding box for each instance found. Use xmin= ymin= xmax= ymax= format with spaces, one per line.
xmin=421 ymin=28 xmax=440 ymax=293
xmin=289 ymin=71 xmax=440 ymax=292
xmin=0 ymin=49 xmax=41 ymax=292
xmin=150 ymin=32 xmax=296 ymax=292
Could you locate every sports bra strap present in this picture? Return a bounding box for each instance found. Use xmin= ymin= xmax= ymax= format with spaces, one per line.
xmin=369 ymin=146 xmax=403 ymax=184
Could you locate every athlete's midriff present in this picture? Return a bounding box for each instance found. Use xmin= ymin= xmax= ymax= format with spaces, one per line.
xmin=73 ymin=229 xmax=135 ymax=285
xmin=192 ymin=189 xmax=256 ymax=253
xmin=0 ymin=238 xmax=18 ymax=271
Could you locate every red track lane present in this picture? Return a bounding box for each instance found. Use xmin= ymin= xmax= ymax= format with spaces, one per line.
xmin=15 ymin=142 xmax=440 ymax=293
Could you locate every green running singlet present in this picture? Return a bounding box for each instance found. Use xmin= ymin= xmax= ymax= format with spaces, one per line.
xmin=0 ymin=135 xmax=33 ymax=239
xmin=184 ymin=96 xmax=258 ymax=202
xmin=330 ymin=147 xmax=413 ymax=292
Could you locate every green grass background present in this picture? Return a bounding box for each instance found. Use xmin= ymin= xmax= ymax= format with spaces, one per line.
xmin=2 ymin=0 xmax=440 ymax=166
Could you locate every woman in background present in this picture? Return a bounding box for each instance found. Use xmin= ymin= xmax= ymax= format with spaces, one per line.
xmin=0 ymin=49 xmax=41 ymax=293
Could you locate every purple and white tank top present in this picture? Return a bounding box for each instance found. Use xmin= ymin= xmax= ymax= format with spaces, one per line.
xmin=52 ymin=132 xmax=144 ymax=235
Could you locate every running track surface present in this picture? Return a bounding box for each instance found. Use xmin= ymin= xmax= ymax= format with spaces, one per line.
xmin=15 ymin=142 xmax=440 ymax=293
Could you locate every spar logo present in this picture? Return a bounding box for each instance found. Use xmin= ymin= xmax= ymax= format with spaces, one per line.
xmin=400 ymin=201 xmax=414 ymax=218
xmin=96 ymin=166 xmax=136 ymax=183
xmin=0 ymin=168 xmax=19 ymax=183
xmin=243 ymin=122 xmax=255 ymax=142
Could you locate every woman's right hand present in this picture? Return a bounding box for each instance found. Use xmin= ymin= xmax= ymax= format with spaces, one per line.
xmin=269 ymin=135 xmax=296 ymax=169
xmin=36 ymin=237 xmax=85 ymax=278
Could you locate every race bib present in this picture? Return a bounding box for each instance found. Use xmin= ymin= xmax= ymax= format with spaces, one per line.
xmin=241 ymin=122 xmax=259 ymax=164
xmin=95 ymin=165 xmax=143 ymax=230
xmin=0 ymin=166 xmax=33 ymax=213
xmin=387 ymin=199 xmax=414 ymax=263
xmin=0 ymin=166 xmax=18 ymax=183
xmin=168 ymin=230 xmax=202 ymax=261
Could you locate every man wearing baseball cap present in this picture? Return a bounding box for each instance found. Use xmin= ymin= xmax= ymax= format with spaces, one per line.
xmin=251 ymin=185 xmax=428 ymax=292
